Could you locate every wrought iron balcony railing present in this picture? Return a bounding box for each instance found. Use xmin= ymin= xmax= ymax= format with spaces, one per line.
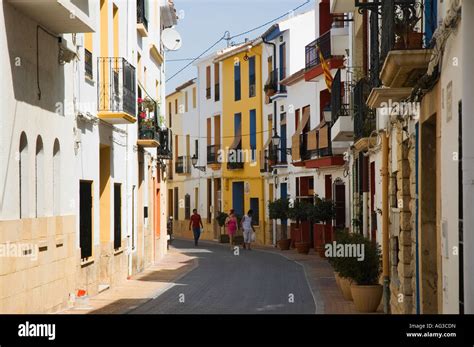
xmin=264 ymin=68 xmax=279 ymax=95
xmin=305 ymin=30 xmax=331 ymax=71
xmin=353 ymin=78 xmax=376 ymax=141
xmin=157 ymin=128 xmax=172 ymax=159
xmin=226 ymin=141 xmax=244 ymax=170
xmin=137 ymin=0 xmax=148 ymax=32
xmin=98 ymin=57 xmax=136 ymax=117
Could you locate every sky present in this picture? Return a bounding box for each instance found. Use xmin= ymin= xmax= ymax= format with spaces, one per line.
xmin=165 ymin=0 xmax=314 ymax=94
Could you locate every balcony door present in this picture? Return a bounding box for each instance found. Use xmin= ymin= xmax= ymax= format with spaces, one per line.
xmin=232 ymin=182 xmax=245 ymax=218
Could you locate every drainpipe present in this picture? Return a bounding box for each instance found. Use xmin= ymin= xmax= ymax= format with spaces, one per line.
xmin=463 ymin=0 xmax=474 ymax=314
xmin=262 ymin=36 xmax=278 ymax=246
xmin=415 ymin=123 xmax=420 ymax=314
xmin=381 ymin=130 xmax=390 ymax=313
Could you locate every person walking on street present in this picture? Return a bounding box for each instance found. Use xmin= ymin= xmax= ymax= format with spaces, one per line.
xmin=189 ymin=209 xmax=203 ymax=246
xmin=241 ymin=209 xmax=255 ymax=250
xmin=225 ymin=209 xmax=238 ymax=250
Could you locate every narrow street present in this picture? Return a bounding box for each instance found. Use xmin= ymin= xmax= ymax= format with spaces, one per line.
xmin=129 ymin=240 xmax=316 ymax=314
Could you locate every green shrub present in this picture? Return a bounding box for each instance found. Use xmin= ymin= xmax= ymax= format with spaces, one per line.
xmin=215 ymin=212 xmax=229 ymax=227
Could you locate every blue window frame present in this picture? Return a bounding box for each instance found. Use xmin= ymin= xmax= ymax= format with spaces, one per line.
xmin=250 ymin=109 xmax=256 ymax=161
xmin=234 ymin=62 xmax=241 ymax=101
xmin=249 ymin=56 xmax=256 ymax=97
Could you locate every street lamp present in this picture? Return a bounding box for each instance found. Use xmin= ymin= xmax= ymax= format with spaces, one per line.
xmin=191 ymin=154 xmax=206 ymax=172
xmin=323 ymin=105 xmax=332 ymax=123
xmin=272 ymin=133 xmax=281 ymax=147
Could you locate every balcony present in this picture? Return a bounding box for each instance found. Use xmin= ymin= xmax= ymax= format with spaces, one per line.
xmin=378 ymin=0 xmax=432 ymax=90
xmin=98 ymin=57 xmax=137 ymax=124
xmin=8 ymin=0 xmax=95 ymax=34
xmin=226 ymin=141 xmax=244 ymax=170
xmin=353 ymin=79 xmax=377 ymax=149
xmin=297 ymin=127 xmax=345 ymax=169
xmin=264 ymin=68 xmax=286 ymax=98
xmin=157 ymin=128 xmax=172 ymax=160
xmin=175 ymin=156 xmax=190 ymax=175
xmin=137 ymin=97 xmax=160 ymax=147
xmin=305 ymin=27 xmax=348 ymax=82
xmin=137 ymin=0 xmax=148 ymax=37
xmin=331 ymin=113 xmax=354 ymax=142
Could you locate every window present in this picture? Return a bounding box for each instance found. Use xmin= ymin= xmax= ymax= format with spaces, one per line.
xmin=35 ymin=136 xmax=44 ymax=218
xmin=19 ymin=132 xmax=28 ymax=219
xmin=250 ymin=198 xmax=259 ymax=226
xmin=206 ymin=66 xmax=211 ymax=99
xmin=214 ymin=63 xmax=220 ymax=101
xmin=279 ymin=42 xmax=287 ymax=92
xmin=185 ymin=91 xmax=189 ymax=112
xmin=249 ymin=56 xmax=256 ymax=97
xmin=168 ymin=101 xmax=172 ymax=127
xmin=174 ymin=187 xmax=179 ymax=220
xmin=84 ymin=33 xmax=93 ymax=79
xmin=114 ymin=183 xmax=122 ymax=250
xmin=193 ymin=87 xmax=197 ymax=108
xmin=80 ymin=181 xmax=93 ymax=260
xmin=175 ymin=99 xmax=178 ymax=114
xmin=195 ymin=139 xmax=199 ymax=158
xmin=53 ymin=139 xmax=61 ymax=216
xmin=249 ymin=109 xmax=256 ymax=161
xmin=234 ymin=61 xmax=241 ymax=101
xmin=185 ymin=194 xmax=191 ymax=219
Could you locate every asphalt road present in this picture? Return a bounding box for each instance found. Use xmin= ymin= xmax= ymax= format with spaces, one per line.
xmin=130 ymin=239 xmax=316 ymax=314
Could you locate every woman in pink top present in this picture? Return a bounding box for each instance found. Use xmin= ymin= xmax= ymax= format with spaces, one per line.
xmin=225 ymin=209 xmax=238 ymax=250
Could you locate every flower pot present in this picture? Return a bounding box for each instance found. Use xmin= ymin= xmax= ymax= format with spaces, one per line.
xmin=295 ymin=241 xmax=310 ymax=254
xmin=278 ymin=239 xmax=291 ymax=251
xmin=350 ymin=284 xmax=383 ymax=313
xmin=334 ymin=272 xmax=341 ymax=290
xmin=317 ymin=245 xmax=326 ymax=258
xmin=339 ymin=277 xmax=353 ymax=301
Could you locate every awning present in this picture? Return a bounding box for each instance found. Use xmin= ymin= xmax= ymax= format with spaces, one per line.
xmin=291 ymin=107 xmax=310 ymax=161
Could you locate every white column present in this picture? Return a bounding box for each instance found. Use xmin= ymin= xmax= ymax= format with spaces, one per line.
xmin=463 ymin=0 xmax=474 ymax=314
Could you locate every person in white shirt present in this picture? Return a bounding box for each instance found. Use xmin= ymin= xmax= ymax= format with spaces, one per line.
xmin=240 ymin=209 xmax=255 ymax=250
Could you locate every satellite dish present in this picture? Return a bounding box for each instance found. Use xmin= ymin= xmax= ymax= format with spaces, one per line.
xmin=161 ymin=28 xmax=182 ymax=51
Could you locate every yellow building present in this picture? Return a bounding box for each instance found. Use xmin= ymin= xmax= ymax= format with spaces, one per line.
xmin=215 ymin=40 xmax=270 ymax=245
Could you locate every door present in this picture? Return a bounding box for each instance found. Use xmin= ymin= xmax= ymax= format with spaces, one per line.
xmin=80 ymin=181 xmax=93 ymax=260
xmin=114 ymin=183 xmax=122 ymax=250
xmin=280 ymin=183 xmax=288 ymax=226
xmin=232 ymin=182 xmax=245 ymax=218
xmin=335 ymin=183 xmax=346 ymax=229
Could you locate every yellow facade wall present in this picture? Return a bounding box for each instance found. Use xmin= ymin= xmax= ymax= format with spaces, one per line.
xmin=220 ymin=44 xmax=270 ymax=245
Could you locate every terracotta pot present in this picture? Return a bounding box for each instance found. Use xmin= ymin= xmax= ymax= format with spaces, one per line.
xmin=339 ymin=277 xmax=353 ymax=301
xmin=278 ymin=239 xmax=291 ymax=251
xmin=295 ymin=241 xmax=310 ymax=255
xmin=350 ymin=284 xmax=383 ymax=313
xmin=317 ymin=245 xmax=326 ymax=258
xmin=334 ymin=272 xmax=341 ymax=290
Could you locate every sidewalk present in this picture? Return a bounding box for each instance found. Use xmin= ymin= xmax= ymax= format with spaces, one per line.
xmin=60 ymin=247 xmax=198 ymax=314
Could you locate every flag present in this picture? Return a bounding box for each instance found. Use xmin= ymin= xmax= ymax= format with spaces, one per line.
xmin=317 ymin=45 xmax=333 ymax=93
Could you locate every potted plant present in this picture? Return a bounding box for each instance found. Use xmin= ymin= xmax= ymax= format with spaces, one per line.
xmin=309 ymin=196 xmax=336 ymax=257
xmin=215 ymin=212 xmax=229 ymax=243
xmin=268 ymin=198 xmax=291 ymax=250
xmin=327 ymin=230 xmax=351 ymax=292
xmin=346 ymin=234 xmax=383 ymax=312
xmin=288 ymin=200 xmax=312 ymax=254
xmin=139 ymin=118 xmax=156 ymax=139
